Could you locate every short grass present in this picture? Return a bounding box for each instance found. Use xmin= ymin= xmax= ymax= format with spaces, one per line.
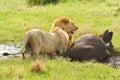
xmin=0 ymin=58 xmax=120 ymax=80
xmin=0 ymin=0 xmax=120 ymax=80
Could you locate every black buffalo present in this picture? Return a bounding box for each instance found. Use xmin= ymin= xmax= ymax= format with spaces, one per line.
xmin=61 ymin=29 xmax=113 ymax=62
xmin=99 ymin=29 xmax=113 ymax=52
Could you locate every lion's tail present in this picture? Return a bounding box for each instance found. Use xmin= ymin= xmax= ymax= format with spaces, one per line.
xmin=2 ymin=46 xmax=24 ymax=56
xmin=3 ymin=32 xmax=30 ymax=57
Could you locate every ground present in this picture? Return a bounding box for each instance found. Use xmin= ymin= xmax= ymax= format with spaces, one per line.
xmin=0 ymin=0 xmax=120 ymax=80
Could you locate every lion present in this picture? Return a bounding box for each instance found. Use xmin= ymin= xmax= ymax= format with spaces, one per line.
xmin=50 ymin=16 xmax=78 ymax=41
xmin=3 ymin=17 xmax=78 ymax=57
xmin=21 ymin=27 xmax=69 ymax=59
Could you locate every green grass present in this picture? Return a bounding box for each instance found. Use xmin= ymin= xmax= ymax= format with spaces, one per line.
xmin=0 ymin=0 xmax=120 ymax=80
xmin=0 ymin=58 xmax=120 ymax=80
xmin=0 ymin=0 xmax=120 ymax=46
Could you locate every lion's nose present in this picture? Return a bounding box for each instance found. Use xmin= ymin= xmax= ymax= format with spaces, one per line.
xmin=76 ymin=27 xmax=78 ymax=30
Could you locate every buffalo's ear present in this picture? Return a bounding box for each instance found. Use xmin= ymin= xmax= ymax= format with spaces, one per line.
xmin=99 ymin=29 xmax=109 ymax=37
xmin=104 ymin=29 xmax=109 ymax=34
xmin=109 ymin=31 xmax=113 ymax=40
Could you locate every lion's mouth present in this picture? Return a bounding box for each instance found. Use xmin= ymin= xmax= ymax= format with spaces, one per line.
xmin=70 ymin=30 xmax=76 ymax=34
xmin=70 ymin=28 xmax=78 ymax=34
xmin=71 ymin=31 xmax=74 ymax=34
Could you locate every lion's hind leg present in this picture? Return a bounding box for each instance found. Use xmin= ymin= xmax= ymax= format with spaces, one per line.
xmin=31 ymin=45 xmax=41 ymax=60
xmin=22 ymin=41 xmax=32 ymax=59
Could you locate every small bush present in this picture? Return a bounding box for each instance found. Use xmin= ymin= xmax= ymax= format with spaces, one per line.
xmin=26 ymin=0 xmax=59 ymax=5
xmin=26 ymin=0 xmax=78 ymax=6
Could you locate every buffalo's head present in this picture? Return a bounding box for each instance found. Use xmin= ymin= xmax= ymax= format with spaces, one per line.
xmin=99 ymin=29 xmax=114 ymax=52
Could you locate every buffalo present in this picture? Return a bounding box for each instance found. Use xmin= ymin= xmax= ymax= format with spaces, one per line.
xmin=61 ymin=29 xmax=113 ymax=62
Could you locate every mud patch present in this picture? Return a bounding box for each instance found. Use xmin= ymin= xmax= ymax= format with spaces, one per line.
xmin=0 ymin=44 xmax=22 ymax=59
xmin=109 ymin=56 xmax=120 ymax=68
xmin=0 ymin=44 xmax=120 ymax=68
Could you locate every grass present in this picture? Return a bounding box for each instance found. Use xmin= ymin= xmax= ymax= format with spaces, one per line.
xmin=0 ymin=0 xmax=120 ymax=80
xmin=0 ymin=0 xmax=120 ymax=46
xmin=0 ymin=57 xmax=120 ymax=80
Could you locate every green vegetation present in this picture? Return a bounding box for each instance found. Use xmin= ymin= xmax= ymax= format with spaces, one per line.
xmin=0 ymin=0 xmax=120 ymax=80
xmin=26 ymin=0 xmax=59 ymax=5
xmin=0 ymin=58 xmax=120 ymax=80
xmin=0 ymin=0 xmax=120 ymax=50
xmin=26 ymin=0 xmax=78 ymax=5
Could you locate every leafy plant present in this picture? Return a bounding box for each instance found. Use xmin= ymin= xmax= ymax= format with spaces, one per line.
xmin=26 ymin=0 xmax=59 ymax=5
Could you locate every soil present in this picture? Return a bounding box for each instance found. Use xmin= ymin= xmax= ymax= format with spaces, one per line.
xmin=0 ymin=44 xmax=120 ymax=68
xmin=109 ymin=55 xmax=120 ymax=68
xmin=0 ymin=44 xmax=22 ymax=59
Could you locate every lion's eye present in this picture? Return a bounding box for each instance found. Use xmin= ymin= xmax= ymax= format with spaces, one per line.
xmin=64 ymin=21 xmax=67 ymax=24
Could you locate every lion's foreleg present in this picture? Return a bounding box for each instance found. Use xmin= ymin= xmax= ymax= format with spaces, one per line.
xmin=51 ymin=52 xmax=57 ymax=59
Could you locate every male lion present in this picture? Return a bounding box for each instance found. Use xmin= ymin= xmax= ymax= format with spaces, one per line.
xmin=3 ymin=17 xmax=77 ymax=57
xmin=22 ymin=27 xmax=69 ymax=59
xmin=50 ymin=17 xmax=78 ymax=41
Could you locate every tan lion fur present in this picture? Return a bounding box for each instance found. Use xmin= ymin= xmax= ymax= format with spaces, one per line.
xmin=50 ymin=17 xmax=78 ymax=34
xmin=50 ymin=16 xmax=78 ymax=40
xmin=50 ymin=17 xmax=78 ymax=48
xmin=30 ymin=59 xmax=42 ymax=73
xmin=21 ymin=27 xmax=69 ymax=59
